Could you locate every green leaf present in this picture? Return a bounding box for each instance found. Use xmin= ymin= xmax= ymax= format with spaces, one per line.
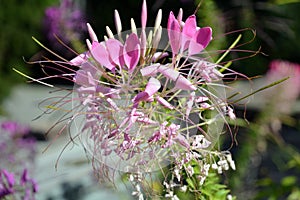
xmin=257 ymin=177 xmax=273 ymax=186
xmin=215 ymin=189 xmax=230 ymax=198
xmin=281 ymin=176 xmax=297 ymax=187
xmin=186 ymin=178 xmax=196 ymax=190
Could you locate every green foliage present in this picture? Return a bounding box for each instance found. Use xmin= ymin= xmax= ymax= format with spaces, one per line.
xmin=177 ymin=171 xmax=235 ymax=200
xmin=255 ymin=176 xmax=300 ymax=200
xmin=194 ymin=0 xmax=226 ymax=53
xmin=228 ymin=105 xmax=300 ymax=199
xmin=0 ymin=0 xmax=58 ymax=101
xmin=200 ymin=172 xmax=234 ymax=200
xmin=174 ymin=158 xmax=235 ymax=200
xmin=271 ymin=0 xmax=300 ymax=4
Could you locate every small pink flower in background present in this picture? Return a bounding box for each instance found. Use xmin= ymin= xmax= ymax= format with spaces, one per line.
xmin=265 ymin=60 xmax=300 ymax=114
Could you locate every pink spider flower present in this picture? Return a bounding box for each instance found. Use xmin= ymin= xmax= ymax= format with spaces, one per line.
xmin=28 ymin=1 xmax=240 ymax=197
xmin=167 ymin=11 xmax=212 ymax=57
xmin=90 ymin=33 xmax=141 ymax=72
xmin=66 ymin=0 xmax=235 ymax=177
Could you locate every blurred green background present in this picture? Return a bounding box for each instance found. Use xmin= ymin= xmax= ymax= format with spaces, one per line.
xmin=1 ymin=0 xmax=300 ymax=199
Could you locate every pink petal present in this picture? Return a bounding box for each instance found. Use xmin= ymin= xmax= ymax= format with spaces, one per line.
xmin=167 ymin=11 xmax=181 ymax=56
xmin=32 ymin=179 xmax=38 ymax=193
xmin=144 ymin=77 xmax=161 ymax=97
xmin=186 ymin=91 xmax=195 ymax=116
xmin=140 ymin=63 xmax=160 ymax=76
xmin=175 ymin=134 xmax=190 ymax=149
xmin=77 ymin=86 xmax=96 ymax=94
xmin=74 ymin=71 xmax=96 ymax=86
xmin=195 ymin=96 xmax=209 ymax=103
xmin=90 ymin=42 xmax=115 ymax=71
xmin=96 ymin=85 xmax=120 ymax=98
xmin=132 ymin=77 xmax=161 ymax=103
xmin=181 ymin=15 xmax=197 ymax=51
xmin=2 ymin=169 xmax=15 ymax=188
xmin=141 ymin=0 xmax=147 ymax=29
xmin=136 ymin=117 xmax=157 ymax=124
xmin=151 ymin=52 xmax=169 ymax=62
xmin=196 ymin=27 xmax=212 ymax=48
xmin=20 ymin=169 xmax=28 ymax=186
xmin=106 ymin=39 xmax=124 ymax=67
xmin=132 ymin=92 xmax=148 ymax=103
xmin=80 ymin=62 xmax=99 ymax=76
xmin=175 ymin=75 xmax=196 ymax=90
xmin=87 ymin=23 xmax=98 ymax=42
xmin=140 ymin=29 xmax=147 ymax=57
xmin=158 ymin=65 xmax=180 ymax=81
xmin=107 ymin=98 xmax=119 ymax=111
xmin=123 ymin=33 xmax=141 ymax=71
xmin=189 ymin=27 xmax=212 ymax=56
xmin=177 ymin=8 xmax=183 ymax=22
xmin=156 ymin=96 xmax=174 ymax=109
xmin=148 ymin=131 xmax=162 ymax=143
xmin=114 ymin=10 xmax=122 ymax=33
xmin=200 ymin=102 xmax=213 ymax=110
xmin=69 ymin=52 xmax=89 ymax=66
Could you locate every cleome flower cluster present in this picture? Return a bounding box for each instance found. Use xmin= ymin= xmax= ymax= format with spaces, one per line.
xmin=42 ymin=0 xmax=237 ymax=198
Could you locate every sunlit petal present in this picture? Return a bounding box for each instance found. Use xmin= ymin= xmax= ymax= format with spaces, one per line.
xmin=123 ymin=33 xmax=141 ymax=72
xmin=167 ymin=11 xmax=181 ymax=56
xmin=90 ymin=41 xmax=115 ymax=71
xmin=189 ymin=27 xmax=212 ymax=55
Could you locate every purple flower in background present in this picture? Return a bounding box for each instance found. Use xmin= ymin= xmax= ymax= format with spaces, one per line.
xmin=0 ymin=121 xmax=38 ymax=199
xmin=0 ymin=121 xmax=36 ymax=165
xmin=1 ymin=121 xmax=30 ymax=136
xmin=20 ymin=168 xmax=38 ymax=198
xmin=44 ymin=0 xmax=86 ymax=48
xmin=0 ymin=169 xmax=14 ymax=198
xmin=0 ymin=168 xmax=38 ymax=199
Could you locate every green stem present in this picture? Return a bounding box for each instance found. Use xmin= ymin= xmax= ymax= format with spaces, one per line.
xmin=232 ymin=77 xmax=289 ymax=104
